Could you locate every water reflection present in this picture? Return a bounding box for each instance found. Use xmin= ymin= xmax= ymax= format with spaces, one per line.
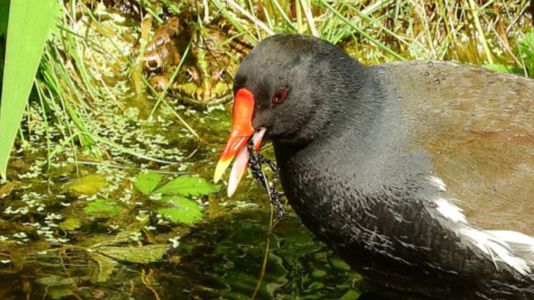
xmin=159 ymin=209 xmax=362 ymax=299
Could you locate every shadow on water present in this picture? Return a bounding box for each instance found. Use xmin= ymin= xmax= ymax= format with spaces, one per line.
xmin=158 ymin=210 xmax=362 ymax=299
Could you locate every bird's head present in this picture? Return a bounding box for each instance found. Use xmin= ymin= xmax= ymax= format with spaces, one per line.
xmin=214 ymin=34 xmax=364 ymax=196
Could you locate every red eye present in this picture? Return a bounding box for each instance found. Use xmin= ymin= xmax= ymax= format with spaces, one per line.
xmin=272 ymin=88 xmax=288 ymax=104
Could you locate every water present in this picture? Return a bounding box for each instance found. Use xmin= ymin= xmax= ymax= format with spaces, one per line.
xmin=159 ymin=211 xmax=362 ymax=299
xmin=0 ymin=210 xmax=362 ymax=299
xmin=0 ymin=102 xmax=362 ymax=299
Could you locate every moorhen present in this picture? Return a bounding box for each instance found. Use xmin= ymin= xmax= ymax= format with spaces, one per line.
xmin=214 ymin=34 xmax=534 ymax=299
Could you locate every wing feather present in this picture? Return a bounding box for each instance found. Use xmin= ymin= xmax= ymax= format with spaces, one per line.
xmin=376 ymin=61 xmax=534 ymax=235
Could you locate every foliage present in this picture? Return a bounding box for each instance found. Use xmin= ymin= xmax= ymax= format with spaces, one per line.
xmin=135 ymin=172 xmax=219 ymax=224
xmin=518 ymin=29 xmax=534 ymax=76
xmin=0 ymin=0 xmax=61 ymax=178
xmin=483 ymin=29 xmax=534 ymax=76
xmin=83 ymin=198 xmax=123 ymax=218
xmin=64 ymin=173 xmax=107 ymax=195
xmin=157 ymin=196 xmax=204 ymax=224
xmin=134 ymin=172 xmax=163 ymax=195
xmin=155 ymin=175 xmax=220 ymax=196
xmin=58 ymin=218 xmax=82 ymax=231
xmin=483 ymin=63 xmax=521 ymax=74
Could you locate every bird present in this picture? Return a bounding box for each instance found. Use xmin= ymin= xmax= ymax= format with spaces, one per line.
xmin=213 ymin=34 xmax=534 ymax=299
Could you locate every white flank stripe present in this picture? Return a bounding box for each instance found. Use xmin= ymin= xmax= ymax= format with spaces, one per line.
xmin=487 ymin=230 xmax=534 ymax=253
xmin=435 ymin=198 xmax=466 ymax=223
xmin=459 ymin=228 xmax=531 ymax=275
xmin=432 ymin=196 xmax=533 ymax=275
xmin=428 ymin=176 xmax=447 ymax=192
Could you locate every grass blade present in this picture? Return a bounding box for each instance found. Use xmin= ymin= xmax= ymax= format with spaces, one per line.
xmin=317 ymin=0 xmax=404 ymax=60
xmin=468 ymin=0 xmax=494 ymax=64
xmin=0 ymin=0 xmax=61 ymax=178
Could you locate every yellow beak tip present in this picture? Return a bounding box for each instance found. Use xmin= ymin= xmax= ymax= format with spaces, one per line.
xmin=213 ymin=160 xmax=231 ymax=183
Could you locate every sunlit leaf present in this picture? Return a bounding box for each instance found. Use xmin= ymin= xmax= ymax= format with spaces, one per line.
xmin=155 ymin=176 xmax=219 ymax=196
xmin=134 ymin=172 xmax=163 ymax=195
xmin=84 ymin=199 xmax=122 ymax=218
xmin=0 ymin=0 xmax=62 ymax=178
xmin=95 ymin=244 xmax=169 ymax=264
xmin=58 ymin=218 xmax=81 ymax=231
xmin=157 ymin=197 xmax=203 ymax=224
xmin=64 ymin=174 xmax=107 ymax=195
xmin=161 ymin=195 xmax=191 ymax=205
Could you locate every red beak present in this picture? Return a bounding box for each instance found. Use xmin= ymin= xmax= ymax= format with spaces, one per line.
xmin=214 ymin=88 xmax=266 ymax=197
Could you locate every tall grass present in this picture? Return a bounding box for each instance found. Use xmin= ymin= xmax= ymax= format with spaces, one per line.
xmin=220 ymin=0 xmax=532 ymax=65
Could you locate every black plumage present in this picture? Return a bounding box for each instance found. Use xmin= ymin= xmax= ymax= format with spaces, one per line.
xmin=225 ymin=34 xmax=534 ymax=299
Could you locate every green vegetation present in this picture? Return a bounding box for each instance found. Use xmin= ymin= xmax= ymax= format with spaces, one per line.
xmin=0 ymin=0 xmax=60 ymax=177
xmin=134 ymin=173 xmax=219 ymax=224
xmin=83 ymin=198 xmax=123 ymax=217
xmin=484 ymin=28 xmax=534 ymax=75
xmin=0 ymin=0 xmax=532 ymax=298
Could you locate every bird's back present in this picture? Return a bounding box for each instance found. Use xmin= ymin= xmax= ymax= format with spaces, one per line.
xmin=372 ymin=61 xmax=534 ymax=235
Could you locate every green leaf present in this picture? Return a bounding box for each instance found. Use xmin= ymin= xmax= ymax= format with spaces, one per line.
xmin=35 ymin=275 xmax=76 ymax=299
xmin=84 ymin=199 xmax=122 ymax=218
xmin=329 ymin=257 xmax=351 ymax=271
xmin=0 ymin=0 xmax=62 ymax=178
xmin=64 ymin=174 xmax=107 ymax=195
xmin=58 ymin=218 xmax=81 ymax=231
xmin=339 ymin=290 xmax=361 ymax=300
xmin=88 ymin=253 xmax=117 ymax=283
xmin=95 ymin=244 xmax=169 ymax=264
xmin=161 ymin=195 xmax=192 ymax=205
xmin=155 ymin=176 xmax=219 ymax=196
xmin=157 ymin=197 xmax=203 ymax=224
xmin=134 ymin=172 xmax=163 ymax=195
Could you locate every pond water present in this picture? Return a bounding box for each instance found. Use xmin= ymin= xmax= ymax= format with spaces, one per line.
xmin=0 ymin=210 xmax=362 ymax=299
xmin=0 ymin=101 xmax=362 ymax=299
xmin=158 ymin=211 xmax=362 ymax=299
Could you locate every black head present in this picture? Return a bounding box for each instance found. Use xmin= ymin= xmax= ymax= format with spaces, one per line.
xmin=215 ymin=34 xmax=370 ymax=194
xmin=233 ymin=34 xmax=366 ymax=146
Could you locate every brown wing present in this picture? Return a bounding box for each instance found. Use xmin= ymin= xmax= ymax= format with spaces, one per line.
xmin=378 ymin=61 xmax=534 ymax=235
